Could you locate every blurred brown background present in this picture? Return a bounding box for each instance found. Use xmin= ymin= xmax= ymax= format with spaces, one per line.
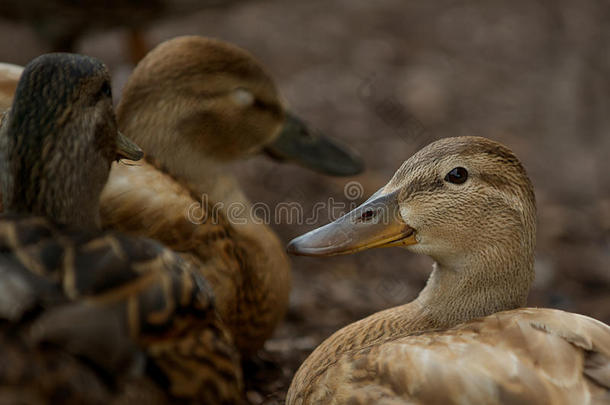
xmin=1 ymin=0 xmax=609 ymax=403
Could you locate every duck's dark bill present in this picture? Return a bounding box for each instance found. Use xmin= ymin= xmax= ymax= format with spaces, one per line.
xmin=116 ymin=131 xmax=144 ymax=161
xmin=287 ymin=189 xmax=416 ymax=256
xmin=264 ymin=112 xmax=364 ymax=177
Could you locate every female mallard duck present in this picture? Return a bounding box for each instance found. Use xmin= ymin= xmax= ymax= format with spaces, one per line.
xmin=286 ymin=136 xmax=610 ymax=404
xmin=99 ymin=35 xmax=363 ymax=356
xmin=0 ymin=53 xmax=242 ymax=403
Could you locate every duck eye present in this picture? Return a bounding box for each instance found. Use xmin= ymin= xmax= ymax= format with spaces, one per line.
xmin=444 ymin=167 xmax=468 ymax=184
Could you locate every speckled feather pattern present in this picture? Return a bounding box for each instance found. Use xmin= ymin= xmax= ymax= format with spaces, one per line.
xmin=0 ymin=54 xmax=117 ymax=228
xmin=0 ymin=53 xmax=243 ymax=404
xmin=287 ymin=137 xmax=610 ymax=404
xmin=290 ymin=308 xmax=610 ymax=405
xmin=0 ymin=214 xmax=243 ymax=403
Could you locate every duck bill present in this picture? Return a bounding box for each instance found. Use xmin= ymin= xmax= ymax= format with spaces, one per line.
xmin=287 ymin=189 xmax=416 ymax=256
xmin=264 ymin=112 xmax=364 ymax=177
xmin=116 ymin=131 xmax=144 ymax=161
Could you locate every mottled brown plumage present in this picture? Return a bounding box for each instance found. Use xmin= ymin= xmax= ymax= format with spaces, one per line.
xmin=0 ymin=214 xmax=242 ymax=403
xmin=0 ymin=214 xmax=243 ymax=403
xmin=100 ymin=36 xmax=362 ymax=356
xmin=287 ymin=137 xmax=610 ymax=404
xmin=0 ymin=53 xmax=243 ymax=404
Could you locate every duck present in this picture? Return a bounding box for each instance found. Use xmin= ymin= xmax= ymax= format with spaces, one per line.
xmin=0 ymin=53 xmax=243 ymax=404
xmin=98 ymin=35 xmax=364 ymax=356
xmin=286 ymin=136 xmax=610 ymax=404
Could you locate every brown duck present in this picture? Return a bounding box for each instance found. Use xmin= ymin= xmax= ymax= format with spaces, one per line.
xmin=286 ymin=136 xmax=610 ymax=404
xmin=0 ymin=53 xmax=242 ymax=404
xmin=99 ymin=36 xmax=363 ymax=356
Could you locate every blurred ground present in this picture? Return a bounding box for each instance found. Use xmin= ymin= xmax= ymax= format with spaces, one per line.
xmin=1 ymin=0 xmax=609 ymax=403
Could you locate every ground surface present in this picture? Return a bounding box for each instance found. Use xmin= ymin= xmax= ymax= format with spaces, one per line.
xmin=1 ymin=1 xmax=609 ymax=403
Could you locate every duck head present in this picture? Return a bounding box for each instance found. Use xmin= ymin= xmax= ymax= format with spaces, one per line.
xmin=288 ymin=136 xmax=536 ymax=277
xmin=1 ymin=53 xmax=142 ymax=228
xmin=117 ymin=36 xmax=363 ymax=177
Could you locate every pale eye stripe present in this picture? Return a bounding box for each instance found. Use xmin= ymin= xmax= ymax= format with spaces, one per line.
xmin=230 ymin=88 xmax=254 ymax=107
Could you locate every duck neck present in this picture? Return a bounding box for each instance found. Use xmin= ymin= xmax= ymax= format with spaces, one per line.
xmin=117 ymin=102 xmax=252 ymax=216
xmin=0 ymin=119 xmax=105 ymax=230
xmin=145 ymin=139 xmax=256 ymax=226
xmin=308 ymin=244 xmax=534 ymax=369
xmin=150 ymin=142 xmax=291 ymax=283
xmin=2 ymin=167 xmax=104 ymax=229
xmin=411 ymin=250 xmax=534 ymax=332
xmin=404 ymin=245 xmax=534 ymax=333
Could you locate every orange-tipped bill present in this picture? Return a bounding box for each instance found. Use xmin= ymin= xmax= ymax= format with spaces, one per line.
xmin=287 ymin=189 xmax=416 ymax=257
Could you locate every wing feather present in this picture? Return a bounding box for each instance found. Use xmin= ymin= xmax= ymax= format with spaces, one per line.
xmin=0 ymin=214 xmax=243 ymax=402
xmin=300 ymin=308 xmax=610 ymax=405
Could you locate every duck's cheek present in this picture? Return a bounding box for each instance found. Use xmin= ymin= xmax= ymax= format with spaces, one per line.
xmin=398 ymin=205 xmax=418 ymax=228
xmin=404 ymin=226 xmax=460 ymax=257
xmin=399 ymin=202 xmax=461 ymax=252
